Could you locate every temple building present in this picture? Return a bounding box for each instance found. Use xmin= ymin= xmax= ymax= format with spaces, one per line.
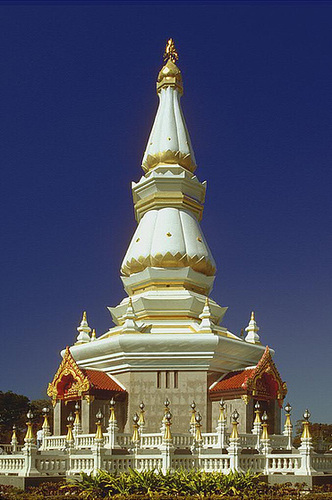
xmin=48 ymin=39 xmax=287 ymax=438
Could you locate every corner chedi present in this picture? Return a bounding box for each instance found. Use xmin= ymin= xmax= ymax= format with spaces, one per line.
xmin=48 ymin=39 xmax=288 ymax=437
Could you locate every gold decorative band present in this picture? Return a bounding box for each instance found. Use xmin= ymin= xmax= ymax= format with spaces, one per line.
xmin=134 ymin=192 xmax=204 ymax=221
xmin=121 ymin=252 xmax=216 ymax=277
xmin=142 ymin=150 xmax=196 ymax=173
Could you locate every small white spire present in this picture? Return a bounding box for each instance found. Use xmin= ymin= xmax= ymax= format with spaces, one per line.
xmin=122 ymin=298 xmax=140 ymax=333
xmin=199 ymin=297 xmax=214 ymax=333
xmin=244 ymin=311 xmax=260 ymax=344
xmin=76 ymin=311 xmax=91 ymax=344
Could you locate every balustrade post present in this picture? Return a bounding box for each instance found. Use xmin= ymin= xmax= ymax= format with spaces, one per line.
xmin=107 ymin=398 xmax=119 ymax=449
xmin=252 ymin=401 xmax=262 ymax=451
xmin=132 ymin=413 xmax=140 ymax=469
xmin=261 ymin=411 xmax=272 ymax=474
xmin=138 ymin=402 xmax=145 ymax=435
xmin=21 ymin=410 xmax=39 ymax=476
xmin=41 ymin=406 xmax=51 ymax=450
xmin=189 ymin=401 xmax=196 ymax=436
xmin=283 ymin=402 xmax=293 ymax=450
xmin=11 ymin=425 xmax=18 ymax=453
xmin=73 ymin=402 xmax=82 ymax=438
xmin=92 ymin=409 xmax=105 ymax=476
xmin=227 ymin=410 xmax=242 ymax=472
xmin=160 ymin=411 xmax=174 ymax=473
xmin=297 ymin=409 xmax=316 ymax=476
xmin=65 ymin=413 xmax=75 ymax=451
xmin=216 ymin=399 xmax=226 ymax=450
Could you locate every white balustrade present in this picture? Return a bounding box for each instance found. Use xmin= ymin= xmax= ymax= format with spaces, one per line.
xmin=43 ymin=436 xmax=66 ymax=450
xmin=312 ymin=455 xmax=332 ymax=472
xmin=116 ymin=434 xmax=133 ymax=447
xmin=140 ymin=433 xmax=163 ymax=448
xmin=0 ymin=456 xmax=25 ymax=474
xmin=267 ymin=454 xmax=301 ymax=473
xmin=202 ymin=433 xmax=219 ymax=448
xmin=36 ymin=457 xmax=67 ymax=474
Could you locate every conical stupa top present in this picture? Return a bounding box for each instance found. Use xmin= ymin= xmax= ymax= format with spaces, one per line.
xmin=142 ymin=39 xmax=196 ymax=173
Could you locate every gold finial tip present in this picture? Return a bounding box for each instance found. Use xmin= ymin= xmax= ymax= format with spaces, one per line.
xmin=91 ymin=328 xmax=96 ymax=337
xmin=83 ymin=311 xmax=87 ymax=321
xmin=164 ymin=38 xmax=179 ymax=63
xmin=251 ymin=311 xmax=255 ymax=321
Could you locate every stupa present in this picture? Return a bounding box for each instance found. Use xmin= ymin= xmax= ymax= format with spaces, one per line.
xmin=48 ymin=39 xmax=287 ymax=437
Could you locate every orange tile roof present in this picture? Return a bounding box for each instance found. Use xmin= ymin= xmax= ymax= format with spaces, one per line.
xmin=210 ymin=368 xmax=255 ymax=393
xmin=82 ymin=369 xmax=125 ymax=393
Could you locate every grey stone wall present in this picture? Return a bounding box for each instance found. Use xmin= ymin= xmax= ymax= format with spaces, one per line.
xmin=116 ymin=370 xmax=208 ymax=433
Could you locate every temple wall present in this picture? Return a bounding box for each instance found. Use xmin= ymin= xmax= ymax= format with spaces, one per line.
xmin=115 ymin=370 xmax=208 ymax=433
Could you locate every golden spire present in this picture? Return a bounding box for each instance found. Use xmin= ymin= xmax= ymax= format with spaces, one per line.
xmin=132 ymin=413 xmax=140 ymax=444
xmin=164 ymin=412 xmax=173 ymax=441
xmin=301 ymin=409 xmax=312 ymax=439
xmin=261 ymin=411 xmax=269 ymax=440
xmin=95 ymin=409 xmax=104 ymax=441
xmin=194 ymin=412 xmax=203 ymax=443
xmin=109 ymin=398 xmax=116 ymax=423
xmin=66 ymin=413 xmax=74 ymax=443
xmin=251 ymin=311 xmax=255 ymax=321
xmin=230 ymin=410 xmax=240 ymax=439
xmin=83 ymin=311 xmax=87 ymax=322
xmin=138 ymin=402 xmax=145 ymax=426
xmin=91 ymin=328 xmax=96 ymax=341
xmin=253 ymin=401 xmax=261 ymax=425
xmin=24 ymin=410 xmax=35 ymax=443
xmin=11 ymin=425 xmax=18 ymax=443
xmin=190 ymin=401 xmax=196 ymax=426
xmin=164 ymin=38 xmax=179 ymax=63
xmin=218 ymin=399 xmax=226 ymax=423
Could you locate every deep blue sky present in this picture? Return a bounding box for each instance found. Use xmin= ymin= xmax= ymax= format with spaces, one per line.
xmin=1 ymin=2 xmax=331 ymax=424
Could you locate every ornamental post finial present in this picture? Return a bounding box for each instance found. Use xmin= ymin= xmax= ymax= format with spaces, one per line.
xmin=164 ymin=38 xmax=178 ymax=63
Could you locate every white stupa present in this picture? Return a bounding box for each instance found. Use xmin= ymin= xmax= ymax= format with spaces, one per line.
xmin=48 ymin=39 xmax=287 ymax=436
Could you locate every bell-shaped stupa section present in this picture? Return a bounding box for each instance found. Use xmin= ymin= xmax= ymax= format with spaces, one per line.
xmin=121 ymin=39 xmax=216 ymax=299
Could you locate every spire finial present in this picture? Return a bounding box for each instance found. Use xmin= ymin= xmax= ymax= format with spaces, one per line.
xmin=76 ymin=310 xmax=91 ymax=344
xmin=199 ymin=297 xmax=214 ymax=333
xmin=244 ymin=310 xmax=261 ymax=344
xmin=164 ymin=38 xmax=178 ymax=63
xmin=91 ymin=328 xmax=96 ymax=341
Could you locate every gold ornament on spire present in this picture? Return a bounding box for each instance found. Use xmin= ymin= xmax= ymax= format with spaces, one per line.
xmin=157 ymin=39 xmax=183 ymax=96
xmin=164 ymin=38 xmax=178 ymax=63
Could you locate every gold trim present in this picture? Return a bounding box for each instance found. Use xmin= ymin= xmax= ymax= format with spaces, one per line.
xmin=130 ymin=280 xmax=209 ymax=296
xmin=134 ymin=192 xmax=203 ymax=222
xmin=142 ymin=150 xmax=196 ymax=173
xmin=122 ymin=253 xmax=215 ymax=278
xmin=47 ymin=347 xmax=90 ymax=404
xmin=157 ymin=57 xmax=183 ymax=95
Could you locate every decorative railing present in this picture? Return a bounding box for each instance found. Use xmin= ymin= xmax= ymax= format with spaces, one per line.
xmin=312 ymin=454 xmax=332 ymax=471
xmin=267 ymin=454 xmax=301 ymax=473
xmin=0 ymin=443 xmax=23 ymax=454
xmin=0 ymin=456 xmax=25 ymax=473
